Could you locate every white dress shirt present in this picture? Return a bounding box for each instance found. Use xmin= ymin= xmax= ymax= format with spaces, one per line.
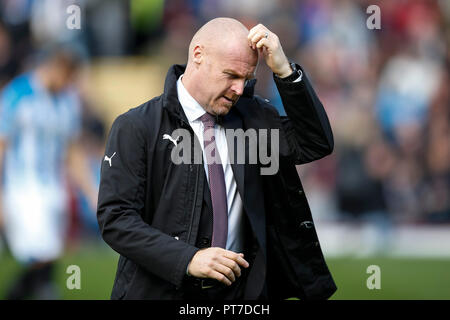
xmin=176 ymin=75 xmax=245 ymax=253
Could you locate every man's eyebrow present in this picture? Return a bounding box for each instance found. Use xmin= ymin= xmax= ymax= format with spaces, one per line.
xmin=223 ymin=69 xmax=255 ymax=79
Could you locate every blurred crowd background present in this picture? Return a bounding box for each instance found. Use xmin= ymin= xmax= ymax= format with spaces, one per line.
xmin=0 ymin=0 xmax=449 ymax=299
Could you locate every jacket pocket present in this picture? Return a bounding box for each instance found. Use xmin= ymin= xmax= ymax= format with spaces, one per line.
xmin=266 ymin=225 xmax=304 ymax=299
xmin=111 ymin=257 xmax=137 ymax=300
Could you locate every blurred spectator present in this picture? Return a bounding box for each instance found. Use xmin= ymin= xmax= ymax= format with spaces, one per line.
xmin=422 ymin=61 xmax=450 ymax=222
xmin=30 ymin=0 xmax=84 ymax=46
xmin=0 ymin=0 xmax=33 ymax=86
xmin=74 ymin=103 xmax=106 ymax=238
xmin=0 ymin=44 xmax=97 ymax=299
xmin=84 ymin=0 xmax=130 ymax=56
xmin=375 ymin=54 xmax=441 ymax=143
xmin=0 ymin=21 xmax=18 ymax=88
xmin=130 ymin=0 xmax=164 ymax=53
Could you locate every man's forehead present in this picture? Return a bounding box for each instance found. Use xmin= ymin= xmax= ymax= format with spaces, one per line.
xmin=217 ymin=48 xmax=258 ymax=76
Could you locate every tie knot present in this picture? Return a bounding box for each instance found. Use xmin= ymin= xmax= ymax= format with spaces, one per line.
xmin=199 ymin=112 xmax=216 ymax=128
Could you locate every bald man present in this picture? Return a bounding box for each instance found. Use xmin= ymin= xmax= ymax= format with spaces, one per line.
xmin=97 ymin=18 xmax=336 ymax=300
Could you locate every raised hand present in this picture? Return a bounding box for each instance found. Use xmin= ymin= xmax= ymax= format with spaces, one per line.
xmin=248 ymin=23 xmax=292 ymax=78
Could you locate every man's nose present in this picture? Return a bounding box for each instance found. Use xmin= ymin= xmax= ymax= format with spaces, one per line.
xmin=231 ymin=80 xmax=245 ymax=96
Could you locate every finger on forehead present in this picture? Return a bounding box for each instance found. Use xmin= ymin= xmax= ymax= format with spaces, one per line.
xmin=248 ymin=36 xmax=254 ymax=48
xmin=247 ymin=24 xmax=263 ymax=40
xmin=256 ymin=37 xmax=268 ymax=49
xmin=251 ymin=31 xmax=266 ymax=44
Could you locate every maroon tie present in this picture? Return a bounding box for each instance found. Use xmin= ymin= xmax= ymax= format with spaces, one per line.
xmin=199 ymin=112 xmax=228 ymax=248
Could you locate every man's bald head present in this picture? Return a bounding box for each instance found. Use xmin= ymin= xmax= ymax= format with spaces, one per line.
xmin=182 ymin=18 xmax=258 ymax=117
xmin=187 ymin=17 xmax=256 ymax=64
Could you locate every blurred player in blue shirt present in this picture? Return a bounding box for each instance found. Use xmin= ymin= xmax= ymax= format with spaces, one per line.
xmin=0 ymin=46 xmax=97 ymax=299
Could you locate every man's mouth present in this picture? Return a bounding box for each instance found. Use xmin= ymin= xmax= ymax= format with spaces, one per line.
xmin=223 ymin=96 xmax=233 ymax=103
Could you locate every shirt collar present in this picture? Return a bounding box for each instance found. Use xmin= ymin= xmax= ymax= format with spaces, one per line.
xmin=176 ymin=74 xmax=206 ymax=123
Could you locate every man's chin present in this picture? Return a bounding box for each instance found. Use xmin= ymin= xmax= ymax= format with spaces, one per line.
xmin=212 ymin=104 xmax=232 ymax=116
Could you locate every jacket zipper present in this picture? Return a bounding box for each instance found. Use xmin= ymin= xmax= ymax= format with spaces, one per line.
xmin=178 ymin=117 xmax=200 ymax=245
xmin=187 ymin=164 xmax=200 ymax=244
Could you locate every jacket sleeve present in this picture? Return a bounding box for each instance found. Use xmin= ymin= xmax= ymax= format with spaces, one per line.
xmin=96 ymin=114 xmax=199 ymax=288
xmin=273 ymin=63 xmax=334 ymax=164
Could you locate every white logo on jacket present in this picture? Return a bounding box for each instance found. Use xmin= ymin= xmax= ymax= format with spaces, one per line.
xmin=163 ymin=134 xmax=180 ymax=146
xmin=104 ymin=152 xmax=116 ymax=167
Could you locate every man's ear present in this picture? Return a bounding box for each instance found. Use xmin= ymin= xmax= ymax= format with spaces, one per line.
xmin=192 ymin=45 xmax=203 ymax=64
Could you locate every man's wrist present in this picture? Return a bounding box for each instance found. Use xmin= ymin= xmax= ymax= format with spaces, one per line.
xmin=275 ymin=62 xmax=293 ymax=78
xmin=275 ymin=62 xmax=303 ymax=82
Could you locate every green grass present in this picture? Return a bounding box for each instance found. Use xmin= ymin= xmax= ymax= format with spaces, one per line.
xmin=0 ymin=242 xmax=119 ymax=300
xmin=1 ymin=243 xmax=450 ymax=299
xmin=328 ymin=256 xmax=450 ymax=300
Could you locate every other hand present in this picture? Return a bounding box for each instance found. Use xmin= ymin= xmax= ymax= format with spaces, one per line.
xmin=187 ymin=247 xmax=249 ymax=286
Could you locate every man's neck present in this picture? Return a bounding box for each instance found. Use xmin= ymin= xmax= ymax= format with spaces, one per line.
xmin=180 ymin=72 xmax=206 ymax=112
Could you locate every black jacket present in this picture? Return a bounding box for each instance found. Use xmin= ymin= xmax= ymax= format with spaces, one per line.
xmin=97 ymin=64 xmax=337 ymax=300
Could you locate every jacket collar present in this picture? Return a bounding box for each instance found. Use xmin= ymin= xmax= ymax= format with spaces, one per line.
xmin=162 ymin=64 xmax=189 ymax=125
xmin=162 ymin=64 xmax=257 ymax=125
